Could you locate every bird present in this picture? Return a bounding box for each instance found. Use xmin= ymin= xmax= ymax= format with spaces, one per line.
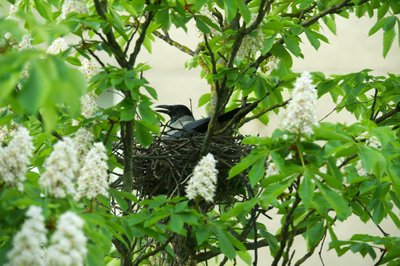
xmin=156 ymin=103 xmax=254 ymax=138
xmin=156 ymin=104 xmax=195 ymax=137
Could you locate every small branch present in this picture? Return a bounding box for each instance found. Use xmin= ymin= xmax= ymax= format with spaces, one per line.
xmin=124 ymin=18 xmax=140 ymax=57
xmin=374 ymin=249 xmax=387 ymax=266
xmin=271 ymin=193 xmax=301 ymax=266
xmin=318 ymin=232 xmax=327 ymax=266
xmin=152 ymin=31 xmax=196 ymax=56
xmin=128 ymin=11 xmax=156 ymax=68
xmin=374 ymin=102 xmax=400 ymax=124
xmin=132 ymin=237 xmax=173 ymax=266
xmin=301 ymin=0 xmax=370 ymax=27
xmin=240 ymin=99 xmax=289 ymax=125
xmin=370 ymin=89 xmax=378 ymax=120
xmin=356 ymin=200 xmax=389 ymax=236
xmin=93 ymin=0 xmax=127 ymax=67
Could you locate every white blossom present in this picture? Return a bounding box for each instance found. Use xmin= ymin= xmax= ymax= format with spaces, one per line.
xmin=61 ymin=0 xmax=88 ymax=20
xmin=19 ymin=34 xmax=32 ymax=50
xmin=39 ymin=137 xmax=79 ymax=198
xmin=80 ymin=92 xmax=98 ymax=118
xmin=72 ymin=127 xmax=94 ymax=165
xmin=237 ymin=29 xmax=265 ymax=60
xmin=79 ymin=58 xmax=100 ymax=80
xmin=46 ymin=211 xmax=87 ymax=266
xmin=281 ymin=72 xmax=318 ymax=136
xmin=265 ymin=56 xmax=279 ymax=74
xmin=6 ymin=4 xmax=19 ymax=21
xmin=185 ymin=153 xmax=218 ymax=202
xmin=356 ymin=160 xmax=367 ymax=177
xmin=6 ymin=206 xmax=47 ymax=266
xmin=47 ymin=38 xmax=68 ymax=55
xmin=75 ymin=142 xmax=109 ymax=200
xmin=0 ymin=127 xmax=34 ymax=191
xmin=266 ymin=160 xmax=279 ymax=177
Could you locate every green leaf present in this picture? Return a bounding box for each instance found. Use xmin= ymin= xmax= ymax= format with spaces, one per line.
xmin=215 ymin=226 xmax=236 ymax=259
xmin=261 ymin=177 xmax=295 ymax=207
xmin=198 ymin=93 xmax=211 ymax=107
xmin=238 ymin=0 xmax=251 ymax=24
xmin=168 ymin=214 xmax=185 ymax=235
xmin=382 ymin=16 xmax=396 ymax=32
xmin=220 ymin=198 xmax=258 ymax=220
xmin=223 ymin=0 xmax=238 ymax=22
xmin=134 ymin=121 xmax=154 ymax=146
xmin=195 ymin=224 xmax=212 ymax=245
xmin=34 ymin=0 xmax=53 ymax=20
xmin=299 ymin=170 xmax=314 ymax=209
xmin=195 ymin=16 xmax=211 ymax=34
xmin=306 ymin=220 xmax=325 ymax=251
xmin=249 ymin=158 xmax=266 ymax=187
xmin=304 ymin=29 xmax=321 ymax=50
xmin=323 ymin=16 xmax=336 ymax=35
xmin=20 ymin=59 xmax=52 ymax=113
xmin=369 ymin=18 xmax=385 ymax=36
xmin=283 ymin=35 xmax=302 ymax=57
xmin=110 ymin=189 xmax=129 ymax=211
xmin=358 ymin=145 xmax=387 ymax=177
xmin=261 ymin=33 xmax=278 ymax=54
xmin=228 ymin=151 xmax=265 ymax=178
xmin=315 ymin=181 xmax=351 ymax=221
xmin=383 ymin=28 xmax=395 ymax=58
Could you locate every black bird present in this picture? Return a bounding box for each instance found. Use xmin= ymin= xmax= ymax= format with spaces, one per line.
xmin=156 ymin=104 xmax=254 ymax=138
xmin=156 ymin=104 xmax=195 ymax=137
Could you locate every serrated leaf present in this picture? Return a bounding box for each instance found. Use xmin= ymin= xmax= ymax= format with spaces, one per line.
xmin=306 ymin=220 xmax=325 ymax=251
xmin=198 ymin=93 xmax=211 ymax=107
xmin=369 ymin=18 xmax=385 ymax=36
xmin=249 ymin=158 xmax=266 ymax=187
xmin=228 ymin=151 xmax=265 ymax=178
xmin=358 ymin=145 xmax=387 ymax=177
xmin=323 ymin=16 xmax=336 ymax=35
xmin=195 ymin=16 xmax=211 ymax=34
xmin=382 ymin=16 xmax=396 ymax=32
xmin=304 ymin=29 xmax=320 ymax=50
xmin=238 ymin=0 xmax=251 ymax=24
xmin=261 ymin=177 xmax=295 ymax=207
xmin=215 ymin=227 xmax=236 ymax=259
xmin=315 ymin=181 xmax=351 ymax=221
xmin=299 ymin=170 xmax=314 ymax=209
xmin=223 ymin=0 xmax=238 ymax=22
xmin=383 ymin=28 xmax=395 ymax=58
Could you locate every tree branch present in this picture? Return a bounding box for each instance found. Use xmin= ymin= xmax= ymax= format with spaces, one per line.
xmin=128 ymin=11 xmax=156 ymax=68
xmin=374 ymin=102 xmax=400 ymax=124
xmin=132 ymin=237 xmax=173 ymax=266
xmin=93 ymin=0 xmax=127 ymax=67
xmin=301 ymin=0 xmax=370 ymax=27
xmin=152 ymin=30 xmax=196 ymax=56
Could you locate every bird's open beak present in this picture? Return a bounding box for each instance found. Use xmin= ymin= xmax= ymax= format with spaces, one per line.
xmin=155 ymin=105 xmax=171 ymax=115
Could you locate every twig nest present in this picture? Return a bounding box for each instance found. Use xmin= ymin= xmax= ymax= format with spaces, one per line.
xmin=132 ymin=134 xmax=251 ymax=203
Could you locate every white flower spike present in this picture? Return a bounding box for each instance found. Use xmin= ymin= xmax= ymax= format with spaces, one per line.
xmin=6 ymin=206 xmax=47 ymax=266
xmin=281 ymin=72 xmax=318 ymax=136
xmin=185 ymin=153 xmax=218 ymax=203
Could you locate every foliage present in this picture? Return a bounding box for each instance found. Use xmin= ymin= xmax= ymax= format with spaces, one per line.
xmin=0 ymin=0 xmax=399 ymax=265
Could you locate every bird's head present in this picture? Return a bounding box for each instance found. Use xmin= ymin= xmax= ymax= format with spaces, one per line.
xmin=156 ymin=105 xmax=194 ymax=121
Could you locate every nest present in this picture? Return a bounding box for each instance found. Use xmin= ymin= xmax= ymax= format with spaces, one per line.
xmin=132 ymin=134 xmax=251 ymax=203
